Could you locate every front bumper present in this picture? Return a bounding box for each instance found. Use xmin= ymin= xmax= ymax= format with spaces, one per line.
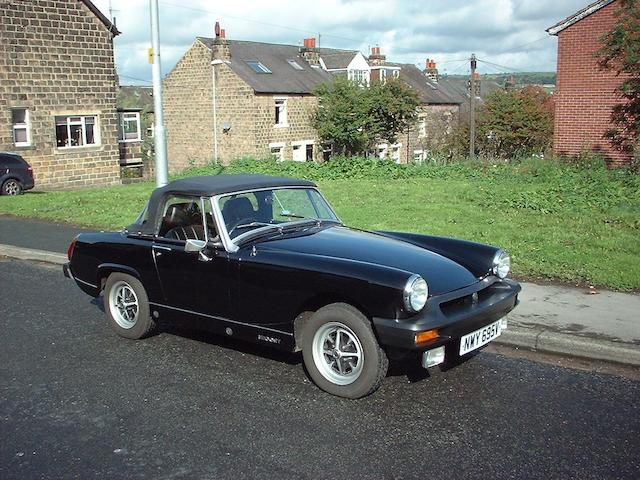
xmin=373 ymin=277 xmax=520 ymax=352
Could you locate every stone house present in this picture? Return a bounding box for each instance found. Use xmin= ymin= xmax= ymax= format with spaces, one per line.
xmin=547 ymin=0 xmax=633 ymax=165
xmin=0 ymin=0 xmax=122 ymax=189
xmin=117 ymin=85 xmax=154 ymax=179
xmin=163 ymin=29 xmax=334 ymax=169
xmin=365 ymin=49 xmax=463 ymax=163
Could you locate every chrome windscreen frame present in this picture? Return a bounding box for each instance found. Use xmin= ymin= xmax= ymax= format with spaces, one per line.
xmin=208 ymin=186 xmax=341 ymax=254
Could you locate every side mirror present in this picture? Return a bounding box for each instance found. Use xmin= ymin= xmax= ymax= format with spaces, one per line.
xmin=185 ymin=238 xmax=206 ymax=253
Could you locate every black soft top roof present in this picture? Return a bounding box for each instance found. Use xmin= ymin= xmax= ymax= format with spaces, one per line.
xmin=132 ymin=174 xmax=317 ymax=235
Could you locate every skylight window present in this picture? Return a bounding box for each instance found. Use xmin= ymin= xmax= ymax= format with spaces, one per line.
xmin=246 ymin=61 xmax=271 ymax=73
xmin=287 ymin=59 xmax=304 ymax=71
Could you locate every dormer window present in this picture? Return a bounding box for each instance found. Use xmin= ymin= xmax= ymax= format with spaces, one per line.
xmin=287 ymin=59 xmax=304 ymax=71
xmin=246 ymin=61 xmax=271 ymax=74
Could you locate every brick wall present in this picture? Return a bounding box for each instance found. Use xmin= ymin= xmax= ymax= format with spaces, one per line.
xmin=553 ymin=0 xmax=632 ymax=165
xmin=0 ymin=0 xmax=121 ymax=189
xmin=163 ymin=40 xmax=215 ymax=172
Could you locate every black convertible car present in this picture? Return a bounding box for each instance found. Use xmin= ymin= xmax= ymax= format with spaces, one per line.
xmin=64 ymin=174 xmax=520 ymax=398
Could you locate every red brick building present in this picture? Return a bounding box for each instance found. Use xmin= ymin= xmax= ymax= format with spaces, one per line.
xmin=547 ymin=0 xmax=632 ymax=165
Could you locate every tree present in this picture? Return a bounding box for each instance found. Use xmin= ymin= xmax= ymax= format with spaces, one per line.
xmin=597 ymin=0 xmax=640 ymax=156
xmin=476 ymin=86 xmax=554 ymax=158
xmin=313 ymin=76 xmax=419 ymax=156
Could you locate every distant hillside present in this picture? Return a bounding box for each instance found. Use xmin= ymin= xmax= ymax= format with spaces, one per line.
xmin=443 ymin=72 xmax=556 ymax=90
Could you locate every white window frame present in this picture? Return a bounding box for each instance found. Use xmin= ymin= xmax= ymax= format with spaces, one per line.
xmin=377 ymin=143 xmax=388 ymax=159
xmin=55 ymin=115 xmax=100 ymax=149
xmin=291 ymin=140 xmax=314 ymax=162
xmin=269 ymin=142 xmax=285 ymax=162
xmin=413 ymin=149 xmax=425 ymax=164
xmin=119 ymin=112 xmax=141 ymax=143
xmin=348 ymin=69 xmax=369 ymax=86
xmin=390 ymin=143 xmax=402 ymax=163
xmin=11 ymin=108 xmax=31 ymax=147
xmin=418 ymin=117 xmax=427 ymax=138
xmin=274 ymin=97 xmax=288 ymax=127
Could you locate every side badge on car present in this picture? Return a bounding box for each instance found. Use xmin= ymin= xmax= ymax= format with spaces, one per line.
xmin=471 ymin=292 xmax=479 ymax=305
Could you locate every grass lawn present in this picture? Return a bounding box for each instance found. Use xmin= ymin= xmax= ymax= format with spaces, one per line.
xmin=1 ymin=158 xmax=639 ymax=291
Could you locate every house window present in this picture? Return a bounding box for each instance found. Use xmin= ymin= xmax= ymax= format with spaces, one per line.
xmin=274 ymin=98 xmax=287 ymax=127
xmin=377 ymin=143 xmax=388 ymax=159
xmin=118 ymin=112 xmax=141 ymax=142
xmin=348 ymin=69 xmax=368 ymax=85
xmin=418 ymin=118 xmax=427 ymax=138
xmin=287 ymin=59 xmax=304 ymax=71
xmin=393 ymin=70 xmax=400 ymax=78
xmin=291 ymin=141 xmax=314 ymax=162
xmin=269 ymin=143 xmax=284 ymax=162
xmin=247 ymin=61 xmax=271 ymax=73
xmin=413 ymin=150 xmax=425 ymax=163
xmin=322 ymin=142 xmax=333 ymax=161
xmin=55 ymin=115 xmax=99 ymax=148
xmin=380 ymin=69 xmax=387 ymax=85
xmin=12 ymin=108 xmax=31 ymax=146
xmin=390 ymin=144 xmax=402 ymax=163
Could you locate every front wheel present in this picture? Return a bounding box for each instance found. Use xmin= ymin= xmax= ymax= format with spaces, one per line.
xmin=104 ymin=272 xmax=155 ymax=339
xmin=302 ymin=303 xmax=388 ymax=399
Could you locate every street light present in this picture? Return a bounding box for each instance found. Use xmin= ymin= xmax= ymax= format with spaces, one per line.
xmin=150 ymin=0 xmax=168 ymax=187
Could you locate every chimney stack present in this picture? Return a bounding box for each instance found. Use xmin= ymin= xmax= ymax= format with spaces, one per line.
xmin=212 ymin=21 xmax=230 ymax=61
xmin=368 ymin=45 xmax=386 ymax=66
xmin=300 ymin=37 xmax=320 ymax=66
xmin=423 ymin=58 xmax=439 ymax=82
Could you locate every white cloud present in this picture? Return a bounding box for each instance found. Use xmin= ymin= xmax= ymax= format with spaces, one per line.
xmin=91 ymin=0 xmax=588 ymax=84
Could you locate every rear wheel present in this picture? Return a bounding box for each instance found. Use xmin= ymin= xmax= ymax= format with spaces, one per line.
xmin=104 ymin=273 xmax=155 ymax=339
xmin=2 ymin=179 xmax=22 ymax=195
xmin=302 ymin=303 xmax=388 ymax=398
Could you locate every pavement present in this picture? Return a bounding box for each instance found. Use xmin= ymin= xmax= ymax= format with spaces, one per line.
xmin=1 ymin=214 xmax=639 ymax=367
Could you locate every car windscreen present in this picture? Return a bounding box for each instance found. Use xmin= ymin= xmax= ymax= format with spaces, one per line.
xmin=218 ymin=187 xmax=338 ymax=239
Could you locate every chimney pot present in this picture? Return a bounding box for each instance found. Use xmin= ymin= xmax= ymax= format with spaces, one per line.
xmin=220 ymin=28 xmax=226 ymax=39
xmin=214 ymin=21 xmax=220 ymax=38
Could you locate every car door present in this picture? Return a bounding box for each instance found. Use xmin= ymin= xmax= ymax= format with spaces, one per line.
xmin=152 ymin=195 xmax=231 ymax=321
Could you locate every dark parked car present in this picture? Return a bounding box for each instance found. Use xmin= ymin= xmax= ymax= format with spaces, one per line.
xmin=0 ymin=152 xmax=34 ymax=195
xmin=64 ymin=174 xmax=520 ymax=398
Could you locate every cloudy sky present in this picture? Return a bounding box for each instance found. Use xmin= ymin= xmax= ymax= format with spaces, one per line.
xmin=92 ymin=0 xmax=589 ymax=85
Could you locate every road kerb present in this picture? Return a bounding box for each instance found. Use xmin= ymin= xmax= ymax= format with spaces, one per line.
xmin=496 ymin=326 xmax=640 ymax=367
xmin=0 ymin=244 xmax=67 ymax=265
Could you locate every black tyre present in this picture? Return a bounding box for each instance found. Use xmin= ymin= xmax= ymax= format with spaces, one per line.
xmin=104 ymin=272 xmax=155 ymax=339
xmin=302 ymin=303 xmax=388 ymax=399
xmin=2 ymin=179 xmax=22 ymax=195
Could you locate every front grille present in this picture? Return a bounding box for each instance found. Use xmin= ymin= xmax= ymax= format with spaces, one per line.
xmin=439 ymin=284 xmax=497 ymax=318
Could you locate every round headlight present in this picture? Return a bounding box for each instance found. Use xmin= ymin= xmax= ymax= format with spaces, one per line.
xmin=403 ymin=275 xmax=429 ymax=313
xmin=493 ymin=250 xmax=510 ymax=279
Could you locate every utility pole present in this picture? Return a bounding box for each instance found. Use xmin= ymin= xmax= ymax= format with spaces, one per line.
xmin=469 ymin=53 xmax=476 ymax=159
xmin=150 ymin=0 xmax=168 ymax=187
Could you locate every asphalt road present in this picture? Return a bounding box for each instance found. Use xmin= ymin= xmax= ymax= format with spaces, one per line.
xmin=1 ymin=259 xmax=639 ymax=480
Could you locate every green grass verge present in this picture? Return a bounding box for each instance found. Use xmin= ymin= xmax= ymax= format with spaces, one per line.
xmin=1 ymin=157 xmax=638 ymax=291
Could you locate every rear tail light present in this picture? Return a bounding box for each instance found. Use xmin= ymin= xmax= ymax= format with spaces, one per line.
xmin=67 ymin=238 xmax=77 ymax=261
xmin=27 ymin=166 xmax=33 ymax=177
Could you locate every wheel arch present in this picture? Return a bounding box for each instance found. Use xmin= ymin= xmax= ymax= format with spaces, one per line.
xmin=292 ymin=293 xmax=372 ymax=352
xmin=97 ymin=263 xmax=143 ymax=291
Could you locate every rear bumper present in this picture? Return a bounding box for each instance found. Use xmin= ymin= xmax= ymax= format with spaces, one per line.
xmin=22 ymin=176 xmax=35 ymax=191
xmin=63 ymin=262 xmax=71 ymax=278
xmin=373 ymin=277 xmax=520 ymax=352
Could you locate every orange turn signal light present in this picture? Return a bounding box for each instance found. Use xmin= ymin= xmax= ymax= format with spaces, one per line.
xmin=415 ymin=329 xmax=439 ymax=344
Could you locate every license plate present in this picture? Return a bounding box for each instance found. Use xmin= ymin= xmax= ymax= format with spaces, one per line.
xmin=459 ymin=319 xmax=504 ymax=355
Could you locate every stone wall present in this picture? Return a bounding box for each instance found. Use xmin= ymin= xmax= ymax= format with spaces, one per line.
xmin=163 ymin=40 xmax=215 ymax=172
xmin=0 ymin=0 xmax=121 ymax=189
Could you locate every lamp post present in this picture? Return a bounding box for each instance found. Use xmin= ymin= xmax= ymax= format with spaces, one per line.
xmin=150 ymin=0 xmax=168 ymax=186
